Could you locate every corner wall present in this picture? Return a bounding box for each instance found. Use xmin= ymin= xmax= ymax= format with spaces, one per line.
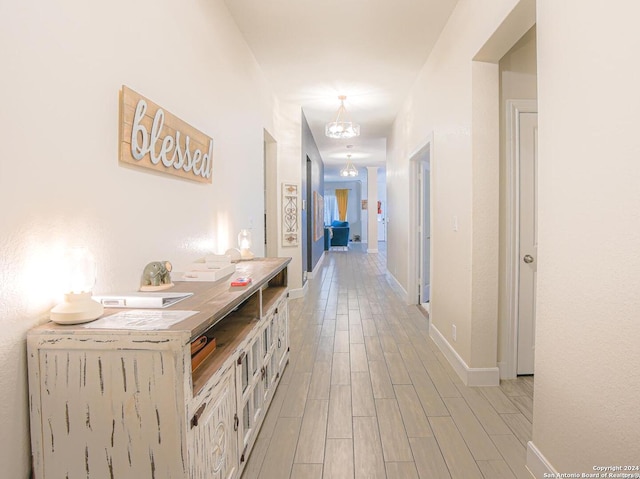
xmin=0 ymin=1 xmax=282 ymax=476
xmin=531 ymin=1 xmax=640 ymax=472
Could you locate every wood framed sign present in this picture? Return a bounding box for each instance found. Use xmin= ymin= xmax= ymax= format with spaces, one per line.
xmin=119 ymin=86 xmax=213 ymax=183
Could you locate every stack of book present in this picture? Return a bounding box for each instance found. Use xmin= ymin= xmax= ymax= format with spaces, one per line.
xmin=175 ymin=254 xmax=236 ymax=282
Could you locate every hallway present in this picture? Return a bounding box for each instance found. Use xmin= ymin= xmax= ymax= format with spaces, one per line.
xmin=242 ymin=245 xmax=534 ymax=479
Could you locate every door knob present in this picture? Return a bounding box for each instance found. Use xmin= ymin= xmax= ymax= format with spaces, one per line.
xmin=523 ymin=254 xmax=534 ymax=264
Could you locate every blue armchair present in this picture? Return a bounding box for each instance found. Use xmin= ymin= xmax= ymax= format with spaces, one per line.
xmin=329 ymin=220 xmax=350 ymax=247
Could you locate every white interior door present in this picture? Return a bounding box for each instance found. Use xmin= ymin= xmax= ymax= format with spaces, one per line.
xmin=419 ymin=162 xmax=431 ymax=305
xmin=517 ymin=112 xmax=538 ymax=375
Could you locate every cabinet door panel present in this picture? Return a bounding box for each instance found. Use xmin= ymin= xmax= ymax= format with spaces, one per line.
xmin=277 ymin=300 xmax=290 ymax=373
xmin=37 ymin=348 xmax=185 ymax=478
xmin=189 ymin=367 xmax=238 ymax=479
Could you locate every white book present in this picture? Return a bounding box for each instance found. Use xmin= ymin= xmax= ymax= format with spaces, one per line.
xmin=93 ymin=292 xmax=194 ymax=308
xmin=174 ymin=263 xmax=236 ymax=282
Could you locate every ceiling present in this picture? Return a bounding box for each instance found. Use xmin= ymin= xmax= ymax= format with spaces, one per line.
xmin=224 ymin=0 xmax=458 ymax=181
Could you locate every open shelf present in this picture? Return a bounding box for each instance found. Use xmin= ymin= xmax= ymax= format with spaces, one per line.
xmin=191 ymin=292 xmax=260 ymax=394
xmin=261 ymin=286 xmax=287 ymax=317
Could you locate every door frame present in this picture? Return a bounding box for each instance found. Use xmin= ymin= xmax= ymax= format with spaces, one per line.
xmin=505 ymin=99 xmax=537 ymax=379
xmin=264 ymin=129 xmax=278 ymax=258
xmin=408 ymin=134 xmax=433 ymax=307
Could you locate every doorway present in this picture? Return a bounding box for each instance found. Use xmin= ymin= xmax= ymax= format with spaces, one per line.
xmin=377 ymin=201 xmax=386 ymax=242
xmin=508 ymin=100 xmax=538 ymax=376
xmin=419 ymin=162 xmax=431 ymax=307
xmin=409 ymin=138 xmax=432 ymax=309
xmin=306 ymin=156 xmax=313 ymax=274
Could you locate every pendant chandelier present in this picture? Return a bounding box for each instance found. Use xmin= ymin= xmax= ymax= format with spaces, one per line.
xmin=325 ymin=95 xmax=360 ymax=139
xmin=340 ymin=154 xmax=358 ymax=177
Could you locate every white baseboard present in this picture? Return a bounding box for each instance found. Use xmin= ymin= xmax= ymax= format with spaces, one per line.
xmin=307 ymin=252 xmax=325 ymax=279
xmin=289 ymin=280 xmax=308 ymax=299
xmin=429 ymin=323 xmax=500 ymax=386
xmin=385 ymin=272 xmax=409 ymax=303
xmin=366 ymin=248 xmax=379 ymax=253
xmin=526 ymin=441 xmax=557 ymax=478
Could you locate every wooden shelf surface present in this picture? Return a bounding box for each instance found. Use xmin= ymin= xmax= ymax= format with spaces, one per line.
xmin=31 ymin=257 xmax=291 ymax=341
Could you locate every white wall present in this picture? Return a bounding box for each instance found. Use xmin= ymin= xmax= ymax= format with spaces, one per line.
xmin=531 ymin=1 xmax=640 ymax=472
xmin=387 ymin=0 xmax=527 ymax=368
xmin=275 ymin=100 xmax=303 ymax=290
xmin=0 ymin=1 xmax=284 ymax=476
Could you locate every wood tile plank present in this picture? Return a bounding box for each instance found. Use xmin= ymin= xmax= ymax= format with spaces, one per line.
xmin=353 ymin=416 xmax=386 ymax=479
xmin=443 ymin=397 xmax=502 ymax=461
xmin=386 ymin=462 xmax=419 ymax=479
xmin=455 ymin=384 xmax=511 ymax=435
xmin=498 ymin=379 xmax=529 ymax=397
xmin=397 ymin=342 xmax=425 ymax=373
xmin=294 ymin=399 xmax=329 ymax=463
xmin=336 ymin=315 xmax=349 ymax=331
xmin=510 ymin=395 xmax=534 ymax=423
xmin=291 ymin=464 xmax=323 ymax=479
xmin=384 ymin=352 xmax=411 ymax=384
xmin=334 ymin=330 xmax=350 ymax=353
xmin=280 ymin=372 xmax=311 ymax=418
xmin=350 ymin=343 xmax=369 ymax=372
xmin=500 ymin=413 xmax=532 ymax=447
xmin=479 ymin=387 xmax=520 ymax=414
xmin=351 ymin=371 xmax=376 ymax=417
xmin=364 ymin=336 xmax=385 ymax=362
xmin=490 ymin=434 xmax=531 ymax=479
xmin=323 ymin=438 xmax=354 ymax=479
xmin=258 ymin=417 xmax=302 ymax=479
xmin=408 ymin=368 xmax=449 ymax=417
xmin=429 ymin=416 xmax=484 ymax=479
xmin=331 ymin=352 xmax=351 ymax=385
xmin=321 ymin=319 xmax=336 ymax=337
xmin=379 ymin=331 xmax=399 ymax=353
xmin=327 ymin=384 xmax=352 ymax=439
xmin=348 ymin=309 xmax=362 ymax=325
xmin=477 ymin=460 xmax=517 ymax=479
xmin=349 ymin=323 xmax=364 ymax=344
xmin=316 ymin=335 xmax=334 ymax=363
xmin=368 ymin=360 xmax=395 ymax=399
xmin=295 ymin=341 xmax=318 ymax=373
xmin=375 ymin=398 xmax=413 ymax=462
xmin=308 ymin=361 xmax=332 ymax=400
xmin=409 ymin=436 xmax=451 ymax=479
xmin=362 ymin=319 xmax=377 ymax=337
xmin=394 ymin=385 xmax=433 ymax=438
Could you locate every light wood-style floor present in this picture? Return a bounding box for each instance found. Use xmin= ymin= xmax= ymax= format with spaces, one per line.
xmin=242 ymin=244 xmax=534 ymax=479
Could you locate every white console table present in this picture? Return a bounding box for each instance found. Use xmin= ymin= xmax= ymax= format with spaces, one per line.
xmin=27 ymin=257 xmax=290 ymax=479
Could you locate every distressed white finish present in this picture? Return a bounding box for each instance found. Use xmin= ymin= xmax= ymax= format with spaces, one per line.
xmin=28 ymin=261 xmax=290 ymax=479
xmin=28 ymin=332 xmax=189 ymax=478
xmin=189 ymin=365 xmax=237 ymax=479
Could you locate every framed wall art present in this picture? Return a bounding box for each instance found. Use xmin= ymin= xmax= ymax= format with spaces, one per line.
xmin=313 ymin=191 xmax=324 ymax=242
xmin=282 ymin=183 xmax=299 ymax=246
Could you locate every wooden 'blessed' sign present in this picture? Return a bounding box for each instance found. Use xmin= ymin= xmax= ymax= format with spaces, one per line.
xmin=119 ymin=86 xmax=213 ymax=183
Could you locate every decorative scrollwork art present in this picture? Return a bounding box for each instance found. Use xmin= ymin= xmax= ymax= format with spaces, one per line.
xmin=282 ymin=183 xmax=299 ymax=246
